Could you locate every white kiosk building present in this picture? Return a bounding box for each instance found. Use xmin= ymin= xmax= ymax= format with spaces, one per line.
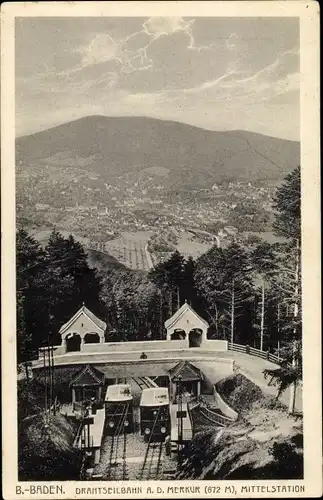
xmin=165 ymin=300 xmax=209 ymax=347
xmin=59 ymin=304 xmax=107 ymax=352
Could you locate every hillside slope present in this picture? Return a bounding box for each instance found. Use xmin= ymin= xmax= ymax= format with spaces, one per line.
xmin=177 ymin=374 xmax=303 ymax=480
xmin=16 ymin=116 xmax=299 ymax=187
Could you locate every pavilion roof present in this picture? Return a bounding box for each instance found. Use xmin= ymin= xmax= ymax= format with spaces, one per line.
xmin=59 ymin=305 xmax=106 ymax=334
xmin=69 ymin=364 xmax=105 ymax=387
xmin=168 ymin=361 xmax=204 ymax=382
xmin=164 ymin=302 xmax=209 ymax=330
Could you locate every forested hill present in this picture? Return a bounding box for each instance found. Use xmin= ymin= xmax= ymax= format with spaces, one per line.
xmin=16 ymin=116 xmax=299 ymax=187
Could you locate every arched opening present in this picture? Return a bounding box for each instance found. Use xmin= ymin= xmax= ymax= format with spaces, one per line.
xmin=84 ymin=332 xmax=100 ymax=344
xmin=171 ymin=329 xmax=186 ymax=340
xmin=66 ymin=333 xmax=81 ymax=352
xmin=189 ymin=328 xmax=202 ymax=348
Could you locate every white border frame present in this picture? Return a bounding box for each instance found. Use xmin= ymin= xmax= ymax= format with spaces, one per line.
xmin=1 ymin=2 xmax=321 ymax=498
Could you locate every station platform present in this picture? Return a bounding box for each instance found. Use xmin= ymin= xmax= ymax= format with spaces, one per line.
xmin=170 ymin=403 xmax=193 ymax=442
xmin=91 ymin=408 xmax=105 ymax=448
xmin=75 ymin=408 xmax=105 ymax=465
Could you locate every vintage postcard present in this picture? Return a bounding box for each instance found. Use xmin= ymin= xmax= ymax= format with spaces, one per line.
xmin=1 ymin=1 xmax=321 ymax=499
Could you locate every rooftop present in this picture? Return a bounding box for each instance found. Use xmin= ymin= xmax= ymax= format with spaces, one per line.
xmin=59 ymin=305 xmax=107 ymax=334
xmin=69 ymin=364 xmax=105 ymax=387
xmin=140 ymin=387 xmax=169 ymax=407
xmin=164 ymin=301 xmax=209 ymax=330
xmin=168 ymin=361 xmax=203 ymax=382
xmin=105 ymin=384 xmax=133 ymax=402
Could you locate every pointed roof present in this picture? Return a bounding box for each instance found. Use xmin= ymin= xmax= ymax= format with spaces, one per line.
xmin=70 ymin=364 xmax=105 ymax=387
xmin=168 ymin=361 xmax=204 ymax=382
xmin=164 ymin=301 xmax=209 ymax=330
xmin=59 ymin=305 xmax=106 ymax=334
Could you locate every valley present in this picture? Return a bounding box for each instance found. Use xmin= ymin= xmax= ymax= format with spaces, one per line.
xmin=16 ymin=115 xmax=298 ymax=270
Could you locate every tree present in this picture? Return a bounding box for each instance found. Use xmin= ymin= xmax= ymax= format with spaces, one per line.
xmin=250 ymin=242 xmax=277 ymax=350
xmin=263 ymin=339 xmax=302 ymax=409
xmin=16 ymin=229 xmax=47 ymax=356
xmin=194 ymin=243 xmax=253 ymax=342
xmin=182 ymin=256 xmax=198 ymax=308
xmin=16 ymin=229 xmax=103 ymax=356
xmin=273 ymin=166 xmax=301 ymax=241
xmin=149 ymin=251 xmax=186 ymax=316
xmin=265 ymin=243 xmax=302 ymax=414
xmin=100 ymin=267 xmax=159 ymax=341
xmin=264 ymin=166 xmax=302 ymax=414
xmin=17 ymin=293 xmax=32 ymax=364
xmin=44 ymin=230 xmax=103 ymax=337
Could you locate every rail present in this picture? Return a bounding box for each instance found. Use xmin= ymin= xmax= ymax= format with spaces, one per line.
xmin=143 ymin=376 xmax=159 ymax=388
xmin=188 ymin=398 xmax=235 ymax=427
xmin=228 ymin=343 xmax=281 ymax=364
xmin=74 ymin=422 xmax=84 ymax=448
xmin=139 ymin=407 xmax=164 ymax=480
xmin=133 ymin=377 xmax=158 ymax=390
xmin=106 ymin=403 xmax=129 ymax=481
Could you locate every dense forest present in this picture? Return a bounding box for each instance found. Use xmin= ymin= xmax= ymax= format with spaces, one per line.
xmin=17 ymin=166 xmax=301 ymax=411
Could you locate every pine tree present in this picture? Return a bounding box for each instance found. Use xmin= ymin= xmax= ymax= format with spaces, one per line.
xmin=44 ymin=230 xmax=103 ymax=334
xmin=273 ymin=165 xmax=301 ymax=241
xmin=194 ymin=242 xmax=253 ymax=342
xmin=250 ymin=242 xmax=277 ymax=350
xmin=17 ymin=229 xmax=103 ymax=355
xmin=100 ymin=267 xmax=159 ymax=340
xmin=263 ymin=166 xmax=302 ymax=414
xmin=182 ymin=256 xmax=198 ymax=308
xmin=16 ymin=229 xmax=47 ymax=355
xmin=17 ymin=292 xmax=32 ymax=364
xmin=149 ymin=251 xmax=185 ymax=316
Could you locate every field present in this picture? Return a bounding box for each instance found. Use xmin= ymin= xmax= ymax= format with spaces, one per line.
xmin=27 ymin=226 xmax=283 ymax=273
xmin=28 ymin=228 xmax=154 ymax=271
xmin=100 ymin=232 xmax=154 ymax=271
xmin=149 ymin=229 xmax=215 ymax=267
xmin=176 ymin=231 xmax=214 ymax=259
xmin=26 ymin=227 xmax=216 ymax=271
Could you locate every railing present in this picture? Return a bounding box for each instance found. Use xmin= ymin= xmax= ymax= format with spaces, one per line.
xmin=212 ymin=386 xmax=238 ymax=421
xmin=228 ymin=343 xmax=281 ymax=364
xmin=198 ymin=406 xmax=232 ymax=427
xmin=188 ymin=399 xmax=234 ymax=427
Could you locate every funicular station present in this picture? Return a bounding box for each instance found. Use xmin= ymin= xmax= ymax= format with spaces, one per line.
xmin=32 ymin=302 xmax=245 ymax=479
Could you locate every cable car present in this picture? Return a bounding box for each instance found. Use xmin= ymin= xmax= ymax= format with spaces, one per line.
xmin=104 ymin=384 xmax=134 ymax=435
xmin=139 ymin=387 xmax=170 ymax=441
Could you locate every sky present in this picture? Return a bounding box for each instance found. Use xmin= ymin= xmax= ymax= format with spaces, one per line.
xmin=15 ymin=17 xmax=299 ymax=140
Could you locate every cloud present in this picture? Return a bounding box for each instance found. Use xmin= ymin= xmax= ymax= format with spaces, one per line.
xmin=143 ymin=17 xmax=194 ymax=38
xmin=77 ymin=33 xmax=121 ymax=67
xmin=74 ymin=17 xmax=198 ymax=75
xmin=16 ymin=17 xmax=300 ymax=140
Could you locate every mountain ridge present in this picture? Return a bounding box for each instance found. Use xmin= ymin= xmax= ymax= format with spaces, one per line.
xmin=16 ymin=115 xmax=299 ymax=143
xmin=16 ymin=115 xmax=300 ymax=187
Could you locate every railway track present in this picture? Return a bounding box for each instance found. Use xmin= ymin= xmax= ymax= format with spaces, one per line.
xmin=138 ymin=407 xmax=165 ymax=480
xmin=138 ymin=441 xmax=163 ymax=480
xmin=133 ymin=377 xmax=156 ymax=390
xmin=105 ymin=404 xmax=130 ymax=481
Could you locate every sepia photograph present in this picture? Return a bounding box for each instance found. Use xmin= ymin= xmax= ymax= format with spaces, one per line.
xmin=1 ymin=2 xmax=321 ymax=499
